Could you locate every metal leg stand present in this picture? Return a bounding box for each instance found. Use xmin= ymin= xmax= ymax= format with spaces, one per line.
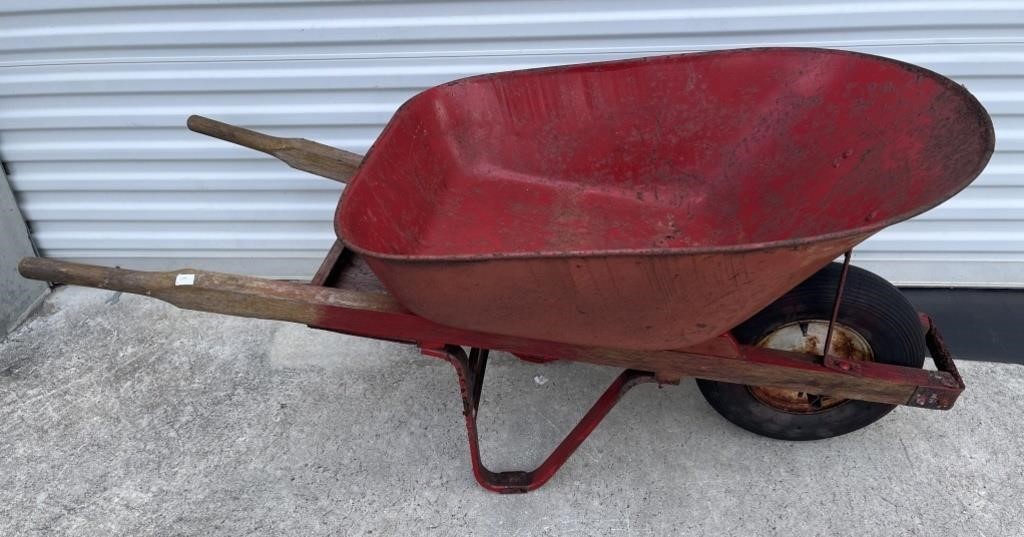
xmin=422 ymin=345 xmax=656 ymax=493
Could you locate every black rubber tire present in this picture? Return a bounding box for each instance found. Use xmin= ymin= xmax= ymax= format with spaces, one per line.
xmin=696 ymin=263 xmax=926 ymax=441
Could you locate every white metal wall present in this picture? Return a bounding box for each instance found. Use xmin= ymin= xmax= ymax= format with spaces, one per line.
xmin=1 ymin=1 xmax=1021 ymax=284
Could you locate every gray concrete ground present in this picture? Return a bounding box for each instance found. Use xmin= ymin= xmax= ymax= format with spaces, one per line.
xmin=1 ymin=287 xmax=1021 ymax=536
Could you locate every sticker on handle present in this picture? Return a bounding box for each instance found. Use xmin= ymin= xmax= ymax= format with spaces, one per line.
xmin=175 ymin=273 xmax=196 ymax=286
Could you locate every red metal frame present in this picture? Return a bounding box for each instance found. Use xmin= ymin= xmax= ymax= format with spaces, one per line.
xmin=421 ymin=345 xmax=657 ymax=493
xmin=300 ymin=243 xmax=966 ymax=492
xmin=416 ymin=317 xmax=964 ymax=492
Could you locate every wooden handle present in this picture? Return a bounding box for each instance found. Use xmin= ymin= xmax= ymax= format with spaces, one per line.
xmin=18 ymin=257 xmax=398 ymax=326
xmin=19 ymin=257 xmax=165 ymax=296
xmin=186 ymin=115 xmax=364 ymax=184
xmin=186 ymin=115 xmax=286 ymax=154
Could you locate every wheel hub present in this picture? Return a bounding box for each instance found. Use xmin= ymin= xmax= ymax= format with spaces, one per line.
xmin=746 ymin=321 xmax=874 ymax=413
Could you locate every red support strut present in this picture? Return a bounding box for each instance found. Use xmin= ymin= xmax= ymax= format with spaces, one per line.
xmin=422 ymin=345 xmax=656 ymax=493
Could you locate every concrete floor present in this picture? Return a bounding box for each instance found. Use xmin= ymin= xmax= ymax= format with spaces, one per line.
xmin=1 ymin=287 xmax=1021 ymax=536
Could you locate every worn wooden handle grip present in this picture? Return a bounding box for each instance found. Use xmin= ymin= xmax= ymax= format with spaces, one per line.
xmin=186 ymin=115 xmax=364 ymax=184
xmin=19 ymin=257 xmax=164 ymax=295
xmin=187 ymin=115 xmax=286 ymax=154
xmin=18 ymin=257 xmax=398 ymax=326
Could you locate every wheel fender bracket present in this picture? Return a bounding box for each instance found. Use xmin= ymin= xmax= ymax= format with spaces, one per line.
xmin=907 ymin=314 xmax=966 ymax=410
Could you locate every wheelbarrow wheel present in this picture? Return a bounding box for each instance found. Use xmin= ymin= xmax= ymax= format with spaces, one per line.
xmin=696 ymin=263 xmax=926 ymax=441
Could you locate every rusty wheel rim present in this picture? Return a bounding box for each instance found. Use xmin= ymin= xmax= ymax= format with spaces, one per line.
xmin=746 ymin=320 xmax=874 ymax=414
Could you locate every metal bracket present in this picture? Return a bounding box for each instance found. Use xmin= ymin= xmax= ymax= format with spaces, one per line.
xmin=421 ymin=345 xmax=656 ymax=493
xmin=908 ymin=314 xmax=966 ymax=410
xmin=822 ymin=250 xmax=853 ymax=373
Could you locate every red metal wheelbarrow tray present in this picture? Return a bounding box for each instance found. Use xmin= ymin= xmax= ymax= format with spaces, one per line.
xmin=337 ymin=47 xmax=993 ymax=350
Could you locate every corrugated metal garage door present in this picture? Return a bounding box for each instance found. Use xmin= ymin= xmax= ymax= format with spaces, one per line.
xmin=1 ymin=1 xmax=1021 ymax=284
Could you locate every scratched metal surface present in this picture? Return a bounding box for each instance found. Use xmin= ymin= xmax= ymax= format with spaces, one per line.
xmin=0 ymin=1 xmax=1021 ymax=284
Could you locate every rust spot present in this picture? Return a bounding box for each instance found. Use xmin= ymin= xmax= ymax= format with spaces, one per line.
xmin=830 ymin=329 xmax=871 ymax=362
xmin=804 ymin=335 xmax=820 ymax=354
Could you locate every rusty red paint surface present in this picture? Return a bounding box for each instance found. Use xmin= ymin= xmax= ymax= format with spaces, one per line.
xmin=337 ymin=47 xmax=993 ymax=350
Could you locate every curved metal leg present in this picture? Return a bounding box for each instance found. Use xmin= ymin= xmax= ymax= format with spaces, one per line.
xmin=423 ymin=345 xmax=656 ymax=493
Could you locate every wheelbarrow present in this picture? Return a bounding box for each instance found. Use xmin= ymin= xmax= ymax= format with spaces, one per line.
xmin=19 ymin=48 xmax=994 ymax=493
